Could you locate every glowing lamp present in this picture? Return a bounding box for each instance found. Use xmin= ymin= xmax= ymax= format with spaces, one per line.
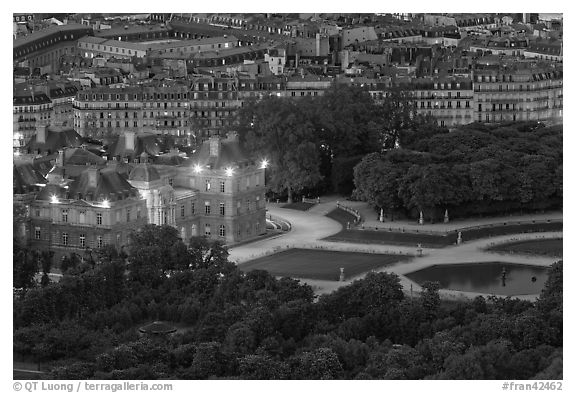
xmin=260 ymin=159 xmax=269 ymax=169
xmin=225 ymin=167 xmax=234 ymax=177
xmin=194 ymin=164 xmax=202 ymax=173
xmin=50 ymin=194 xmax=59 ymax=204
xmin=101 ymin=199 xmax=110 ymax=208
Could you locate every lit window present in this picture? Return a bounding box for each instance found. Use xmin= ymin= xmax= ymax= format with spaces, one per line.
xmin=205 ymin=179 xmax=211 ymax=191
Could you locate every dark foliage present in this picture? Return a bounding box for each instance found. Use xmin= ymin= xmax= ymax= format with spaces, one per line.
xmin=354 ymin=122 xmax=562 ymax=220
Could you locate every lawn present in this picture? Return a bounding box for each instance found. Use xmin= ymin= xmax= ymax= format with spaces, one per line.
xmin=238 ymin=248 xmax=411 ymax=281
xmin=281 ymin=202 xmax=316 ymax=211
xmin=324 ymin=230 xmax=452 ymax=248
xmin=326 ymin=208 xmax=358 ymax=226
xmin=487 ymin=238 xmax=563 ymax=258
xmin=323 ymin=215 xmax=562 ymax=248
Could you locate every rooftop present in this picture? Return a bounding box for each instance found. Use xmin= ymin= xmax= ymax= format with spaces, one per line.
xmin=26 ymin=126 xmax=85 ymax=153
xmin=145 ymin=35 xmax=238 ymax=50
xmin=94 ymin=23 xmax=170 ymax=37
xmin=189 ymin=134 xmax=250 ymax=170
xmin=14 ymin=23 xmax=92 ymax=49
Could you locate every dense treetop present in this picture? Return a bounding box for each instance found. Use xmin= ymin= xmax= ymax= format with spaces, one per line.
xmin=353 ymin=121 xmax=562 ymax=220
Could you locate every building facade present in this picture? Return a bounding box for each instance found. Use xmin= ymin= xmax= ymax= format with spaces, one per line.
xmin=73 ymin=84 xmax=191 ymax=143
xmin=22 ymin=133 xmax=266 ymax=263
xmin=411 ymin=77 xmax=475 ymax=127
xmin=473 ymin=65 xmax=563 ymax=123
xmin=28 ymin=164 xmax=148 ymax=263
xmin=13 ymin=24 xmax=93 ymax=73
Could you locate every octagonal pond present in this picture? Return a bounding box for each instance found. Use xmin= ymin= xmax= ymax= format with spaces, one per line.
xmin=405 ymin=262 xmax=551 ymax=296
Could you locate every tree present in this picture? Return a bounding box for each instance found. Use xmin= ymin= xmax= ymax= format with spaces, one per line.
xmin=61 ymin=253 xmax=81 ymax=274
xmin=236 ymin=96 xmax=323 ymax=202
xmin=189 ymin=342 xmax=225 ymax=378
xmin=187 ymin=236 xmax=229 ymax=270
xmin=316 ymin=84 xmax=380 ymax=158
xmin=39 ymin=250 xmax=54 ymax=287
xmin=224 ymin=322 xmax=257 ymax=355
xmin=127 ymin=225 xmax=191 ymax=286
xmin=420 ymin=281 xmax=441 ymax=320
xmin=291 ymin=347 xmax=344 ymax=379
xmin=377 ymin=86 xmax=418 ymax=149
xmin=317 ymin=272 xmax=404 ymax=322
xmin=239 ymin=354 xmax=289 ymax=379
xmin=13 ymin=238 xmax=38 ymax=290
xmin=439 ymin=339 xmax=516 ymax=379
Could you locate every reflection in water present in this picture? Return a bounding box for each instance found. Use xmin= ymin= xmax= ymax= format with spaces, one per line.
xmin=406 ymin=262 xmax=550 ymax=296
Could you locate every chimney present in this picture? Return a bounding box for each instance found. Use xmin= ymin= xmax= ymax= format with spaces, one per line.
xmin=125 ymin=131 xmax=136 ymax=151
xmin=57 ymin=149 xmax=64 ymax=167
xmin=209 ymin=136 xmax=221 ymax=157
xmin=87 ymin=167 xmax=99 ymax=189
xmin=37 ymin=123 xmax=48 ymax=144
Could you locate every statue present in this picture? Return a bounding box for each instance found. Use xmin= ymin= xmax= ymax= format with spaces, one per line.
xmin=419 ymin=211 xmax=424 ymax=225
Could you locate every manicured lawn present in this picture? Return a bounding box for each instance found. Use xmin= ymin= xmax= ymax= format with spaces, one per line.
xmin=239 ymin=248 xmax=412 ymax=281
xmin=487 ymin=238 xmax=563 ymax=258
xmin=324 ymin=230 xmax=452 ymax=248
xmin=281 ymin=202 xmax=316 ymax=211
xmin=326 ymin=208 xmax=358 ymax=226
xmin=323 ymin=215 xmax=562 ymax=248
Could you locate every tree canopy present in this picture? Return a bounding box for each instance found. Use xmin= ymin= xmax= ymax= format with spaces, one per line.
xmin=353 ymin=122 xmax=562 ymax=221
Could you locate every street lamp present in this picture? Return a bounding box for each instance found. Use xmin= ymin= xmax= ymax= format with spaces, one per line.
xmin=50 ymin=194 xmax=59 ymax=204
xmin=194 ymin=164 xmax=202 ymax=174
xmin=101 ymin=199 xmax=110 ymax=208
xmin=260 ymin=158 xmax=269 ymax=169
xmin=225 ymin=167 xmax=234 ymax=177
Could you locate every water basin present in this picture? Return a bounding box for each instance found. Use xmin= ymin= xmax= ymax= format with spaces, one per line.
xmin=405 ymin=262 xmax=550 ymax=296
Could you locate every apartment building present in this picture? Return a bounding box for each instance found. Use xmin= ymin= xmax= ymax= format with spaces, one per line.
xmin=473 ymin=63 xmax=563 ymax=123
xmin=72 ymin=83 xmax=191 ymax=143
xmin=411 ymin=77 xmax=475 ymax=127
xmin=13 ymin=24 xmax=93 ymax=73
